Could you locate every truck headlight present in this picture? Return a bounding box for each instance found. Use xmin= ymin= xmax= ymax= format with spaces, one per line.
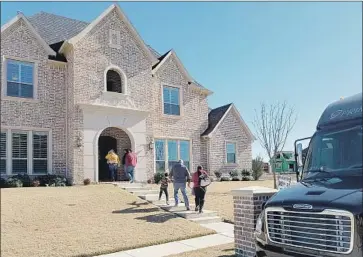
xmin=255 ymin=210 xmax=264 ymax=236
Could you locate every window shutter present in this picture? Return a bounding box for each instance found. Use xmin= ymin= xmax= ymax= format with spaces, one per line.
xmin=33 ymin=132 xmax=48 ymax=174
xmin=12 ymin=132 xmax=28 ymax=173
xmin=0 ymin=132 xmax=6 ymax=174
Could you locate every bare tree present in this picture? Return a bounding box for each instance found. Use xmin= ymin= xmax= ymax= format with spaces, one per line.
xmin=252 ymin=101 xmax=297 ymax=189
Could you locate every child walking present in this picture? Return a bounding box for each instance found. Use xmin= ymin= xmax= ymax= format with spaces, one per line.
xmin=159 ymin=172 xmax=170 ymax=205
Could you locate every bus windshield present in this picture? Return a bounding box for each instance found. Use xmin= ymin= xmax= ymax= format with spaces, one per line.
xmin=303 ymin=125 xmax=362 ymax=177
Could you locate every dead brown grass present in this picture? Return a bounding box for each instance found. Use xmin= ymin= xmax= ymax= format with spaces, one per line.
xmin=152 ymin=180 xmax=274 ymax=223
xmin=1 ymin=185 xmax=214 ymax=257
xmin=166 ymin=243 xmax=235 ymax=257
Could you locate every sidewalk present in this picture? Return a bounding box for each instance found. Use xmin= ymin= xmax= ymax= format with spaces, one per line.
xmin=97 ymin=222 xmax=234 ymax=257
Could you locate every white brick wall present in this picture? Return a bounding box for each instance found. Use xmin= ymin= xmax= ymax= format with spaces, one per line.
xmin=1 ymin=19 xmax=67 ymax=175
xmin=208 ymin=109 xmax=253 ymax=175
xmin=1 ymin=7 xmax=252 ymax=183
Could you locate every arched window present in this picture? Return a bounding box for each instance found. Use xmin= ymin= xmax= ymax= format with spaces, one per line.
xmin=106 ymin=70 xmax=123 ymax=93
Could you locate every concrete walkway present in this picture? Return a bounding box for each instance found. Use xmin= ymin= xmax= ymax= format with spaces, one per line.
xmin=98 ymin=222 xmax=234 ymax=257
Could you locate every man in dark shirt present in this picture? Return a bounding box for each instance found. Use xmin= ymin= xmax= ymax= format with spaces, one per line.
xmin=169 ymin=160 xmax=191 ymax=210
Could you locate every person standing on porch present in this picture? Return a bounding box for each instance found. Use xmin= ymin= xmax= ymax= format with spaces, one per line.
xmin=122 ymin=149 xmax=128 ymax=180
xmin=125 ymin=148 xmax=137 ymax=183
xmin=169 ymin=160 xmax=191 ymax=210
xmin=105 ymin=149 xmax=120 ymax=182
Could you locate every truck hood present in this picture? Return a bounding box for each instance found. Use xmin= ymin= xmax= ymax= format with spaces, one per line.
xmin=265 ymin=182 xmax=363 ymax=214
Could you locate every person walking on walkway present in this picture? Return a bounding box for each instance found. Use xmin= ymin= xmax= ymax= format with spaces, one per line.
xmin=158 ymin=172 xmax=170 ymax=205
xmin=122 ymin=149 xmax=128 ymax=180
xmin=192 ymin=166 xmax=209 ymax=213
xmin=125 ymin=148 xmax=137 ymax=183
xmin=105 ymin=149 xmax=120 ymax=182
xmin=170 ymin=160 xmax=191 ymax=210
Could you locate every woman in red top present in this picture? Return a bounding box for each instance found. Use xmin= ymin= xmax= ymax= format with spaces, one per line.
xmin=192 ymin=166 xmax=209 ymax=213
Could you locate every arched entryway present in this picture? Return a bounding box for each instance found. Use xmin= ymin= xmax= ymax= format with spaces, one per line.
xmin=98 ymin=127 xmax=131 ymax=182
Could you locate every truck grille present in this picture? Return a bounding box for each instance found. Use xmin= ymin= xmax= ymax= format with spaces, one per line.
xmin=265 ymin=207 xmax=354 ymax=254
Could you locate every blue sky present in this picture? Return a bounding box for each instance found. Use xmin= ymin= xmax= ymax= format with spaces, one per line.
xmin=2 ymin=2 xmax=362 ymax=161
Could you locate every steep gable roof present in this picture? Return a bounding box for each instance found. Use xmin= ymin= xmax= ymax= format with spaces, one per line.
xmin=201 ymin=103 xmax=232 ymax=136
xmin=1 ymin=12 xmax=56 ymax=56
xmin=152 ymin=49 xmax=212 ymax=95
xmin=202 ymin=103 xmax=255 ymax=140
xmin=27 ymin=11 xmax=88 ymax=45
xmin=62 ymin=4 xmax=158 ymax=64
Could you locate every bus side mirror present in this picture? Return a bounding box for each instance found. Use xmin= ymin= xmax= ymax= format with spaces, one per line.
xmin=296 ymin=143 xmax=303 ymax=168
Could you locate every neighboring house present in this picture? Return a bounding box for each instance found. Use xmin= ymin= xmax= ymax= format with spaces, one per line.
xmin=270 ymin=151 xmax=296 ymax=173
xmin=0 ymin=4 xmax=255 ymax=184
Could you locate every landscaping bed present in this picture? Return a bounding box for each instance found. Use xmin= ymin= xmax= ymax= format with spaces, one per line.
xmin=1 ymin=184 xmax=214 ymax=257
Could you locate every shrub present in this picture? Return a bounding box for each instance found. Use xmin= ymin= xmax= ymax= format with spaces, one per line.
xmin=36 ymin=174 xmax=68 ymax=187
xmin=214 ymin=170 xmax=222 ymax=179
xmin=6 ymin=177 xmax=23 ymax=187
xmin=232 ymin=176 xmax=240 ymax=181
xmin=241 ymin=169 xmax=251 ymax=181
xmin=83 ymin=178 xmax=91 ymax=186
xmin=154 ymin=171 xmax=164 ymax=184
xmin=229 ymin=170 xmax=240 ymax=181
xmin=11 ymin=174 xmax=32 ymax=187
xmin=0 ymin=177 xmax=8 ymax=188
xmin=220 ymin=176 xmax=231 ymax=182
xmin=32 ymin=179 xmax=40 ymax=187
xmin=252 ymin=156 xmax=264 ymax=181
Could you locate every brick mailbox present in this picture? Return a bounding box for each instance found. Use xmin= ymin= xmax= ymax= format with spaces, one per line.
xmin=231 ymin=186 xmax=277 ymax=257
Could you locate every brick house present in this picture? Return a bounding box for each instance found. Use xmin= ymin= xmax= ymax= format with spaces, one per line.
xmin=0 ymin=4 xmax=255 ymax=184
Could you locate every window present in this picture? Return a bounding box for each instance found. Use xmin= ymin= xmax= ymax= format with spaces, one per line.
xmin=106 ymin=70 xmax=122 ymax=93
xmin=155 ymin=140 xmax=165 ymax=173
xmin=33 ymin=132 xmax=48 ymax=174
xmin=168 ymin=140 xmax=178 ymax=171
xmin=1 ymin=132 xmax=6 ymax=174
xmin=179 ymin=141 xmax=190 ymax=171
xmin=12 ymin=132 xmax=28 ymax=173
xmin=154 ymin=139 xmax=191 ymax=172
xmin=163 ymin=86 xmax=180 ymax=115
xmin=226 ymin=142 xmax=236 ymax=163
xmin=6 ymin=59 xmax=34 ymax=98
xmin=1 ymin=129 xmax=50 ymax=174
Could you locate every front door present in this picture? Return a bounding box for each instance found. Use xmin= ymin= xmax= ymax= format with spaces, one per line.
xmin=98 ymin=136 xmax=117 ymax=182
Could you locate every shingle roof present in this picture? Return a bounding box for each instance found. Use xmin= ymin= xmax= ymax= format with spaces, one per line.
xmin=201 ymin=103 xmax=232 ymax=136
xmin=27 ymin=12 xmax=89 ymax=45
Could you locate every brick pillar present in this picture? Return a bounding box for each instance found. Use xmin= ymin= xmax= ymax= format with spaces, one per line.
xmin=231 ymin=186 xmax=277 ymax=257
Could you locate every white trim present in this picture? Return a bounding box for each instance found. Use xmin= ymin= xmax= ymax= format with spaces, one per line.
xmin=1 ymin=127 xmax=52 ymax=175
xmin=104 ymin=64 xmax=128 ymax=95
xmin=109 ymin=29 xmax=121 ymax=49
xmin=47 ymin=59 xmax=67 ymax=68
xmin=225 ymin=140 xmax=237 ymax=164
xmin=67 ymin=4 xmax=158 ymax=65
xmin=161 ymin=84 xmax=183 ymax=117
xmin=152 ymin=50 xmax=193 ymax=82
xmin=1 ymin=13 xmax=56 ymax=56
xmin=2 ymin=56 xmax=39 ymax=101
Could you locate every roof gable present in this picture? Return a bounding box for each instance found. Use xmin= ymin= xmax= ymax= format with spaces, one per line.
xmin=1 ymin=13 xmax=56 ymax=56
xmin=64 ymin=4 xmax=158 ymax=64
xmin=202 ymin=103 xmax=255 ymax=141
xmin=201 ymin=103 xmax=232 ymax=136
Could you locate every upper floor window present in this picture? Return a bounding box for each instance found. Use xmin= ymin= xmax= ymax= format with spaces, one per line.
xmin=226 ymin=142 xmax=236 ymax=164
xmin=6 ymin=59 xmax=34 ymax=98
xmin=106 ymin=70 xmax=123 ymax=93
xmin=163 ymin=86 xmax=180 ymax=116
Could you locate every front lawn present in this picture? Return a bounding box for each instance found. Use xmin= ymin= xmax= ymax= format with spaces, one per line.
xmin=1 ymin=185 xmax=214 ymax=257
